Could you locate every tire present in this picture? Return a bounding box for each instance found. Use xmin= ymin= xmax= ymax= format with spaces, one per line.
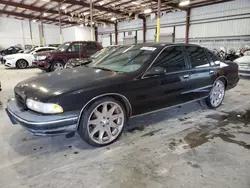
xmin=51 ymin=61 xmax=64 ymax=71
xmin=206 ymin=79 xmax=225 ymax=108
xmin=16 ymin=59 xmax=28 ymax=69
xmin=78 ymin=97 xmax=127 ymax=147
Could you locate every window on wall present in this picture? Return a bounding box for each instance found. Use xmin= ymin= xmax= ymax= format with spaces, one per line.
xmin=153 ymin=46 xmax=186 ymax=72
xmin=185 ymin=46 xmax=210 ymax=68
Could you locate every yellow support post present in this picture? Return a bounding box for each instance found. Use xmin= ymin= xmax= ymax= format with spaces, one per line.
xmin=156 ymin=18 xmax=160 ymax=43
xmin=60 ymin=34 xmax=63 ymax=44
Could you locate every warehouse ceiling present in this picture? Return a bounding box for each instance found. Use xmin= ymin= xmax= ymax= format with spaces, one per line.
xmin=0 ymin=0 xmax=233 ymax=27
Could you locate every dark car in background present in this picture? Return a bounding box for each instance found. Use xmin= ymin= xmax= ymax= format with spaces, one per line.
xmin=33 ymin=41 xmax=103 ymax=72
xmin=6 ymin=44 xmax=239 ymax=147
xmin=0 ymin=46 xmax=23 ymax=63
xmin=65 ymin=45 xmax=120 ymax=69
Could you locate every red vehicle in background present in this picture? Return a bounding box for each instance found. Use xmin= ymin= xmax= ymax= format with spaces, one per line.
xmin=33 ymin=41 xmax=103 ymax=72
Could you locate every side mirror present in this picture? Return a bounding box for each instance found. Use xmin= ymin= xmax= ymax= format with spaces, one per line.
xmin=145 ymin=67 xmax=166 ymax=77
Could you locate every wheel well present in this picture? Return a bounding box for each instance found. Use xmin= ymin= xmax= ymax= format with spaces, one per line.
xmin=218 ymin=77 xmax=228 ymax=89
xmin=81 ymin=94 xmax=132 ymax=118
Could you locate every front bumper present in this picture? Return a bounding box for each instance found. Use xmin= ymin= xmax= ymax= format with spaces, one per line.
xmin=6 ymin=99 xmax=79 ymax=136
xmin=4 ymin=58 xmax=15 ymax=67
xmin=34 ymin=60 xmax=50 ymax=70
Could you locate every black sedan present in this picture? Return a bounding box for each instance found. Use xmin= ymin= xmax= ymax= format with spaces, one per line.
xmin=6 ymin=44 xmax=239 ymax=146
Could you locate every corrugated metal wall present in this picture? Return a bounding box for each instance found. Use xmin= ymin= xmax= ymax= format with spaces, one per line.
xmin=98 ymin=0 xmax=250 ymax=49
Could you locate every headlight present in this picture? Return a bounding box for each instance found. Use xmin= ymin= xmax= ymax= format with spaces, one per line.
xmin=26 ymin=99 xmax=63 ymax=114
xmin=37 ymin=55 xmax=47 ymax=61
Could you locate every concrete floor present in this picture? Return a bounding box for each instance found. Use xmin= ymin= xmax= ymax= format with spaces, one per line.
xmin=0 ymin=64 xmax=250 ymax=188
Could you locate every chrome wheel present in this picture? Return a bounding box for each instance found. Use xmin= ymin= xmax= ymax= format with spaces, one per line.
xmin=210 ymin=80 xmax=225 ymax=107
xmin=87 ymin=101 xmax=125 ymax=144
xmin=53 ymin=62 xmax=64 ymax=71
xmin=17 ymin=60 xmax=28 ymax=69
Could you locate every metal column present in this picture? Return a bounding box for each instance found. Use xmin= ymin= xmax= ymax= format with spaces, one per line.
xmin=40 ymin=15 xmax=45 ymax=46
xmin=58 ymin=3 xmax=63 ymax=44
xmin=185 ymin=8 xmax=191 ymax=45
xmin=28 ymin=19 xmax=33 ymax=46
xmin=114 ymin=22 xmax=118 ymax=45
xmin=142 ymin=17 xmax=146 ymax=43
xmin=156 ymin=0 xmax=161 ymax=43
xmin=90 ymin=0 xmax=94 ymax=41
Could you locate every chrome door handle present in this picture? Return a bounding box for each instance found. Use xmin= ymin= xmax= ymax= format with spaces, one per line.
xmin=183 ymin=75 xmax=190 ymax=79
xmin=209 ymin=70 xmax=215 ymax=75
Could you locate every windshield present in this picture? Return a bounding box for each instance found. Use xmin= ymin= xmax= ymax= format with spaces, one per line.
xmin=89 ymin=46 xmax=156 ymax=73
xmin=57 ymin=42 xmax=70 ymax=52
xmin=91 ymin=46 xmax=117 ymax=59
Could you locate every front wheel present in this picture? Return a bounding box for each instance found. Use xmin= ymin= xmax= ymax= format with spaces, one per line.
xmin=78 ymin=97 xmax=127 ymax=147
xmin=51 ymin=61 xmax=64 ymax=71
xmin=206 ymin=79 xmax=225 ymax=108
xmin=16 ymin=59 xmax=28 ymax=69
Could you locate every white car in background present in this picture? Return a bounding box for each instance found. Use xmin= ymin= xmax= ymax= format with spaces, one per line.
xmin=4 ymin=46 xmax=56 ymax=69
xmin=234 ymin=53 xmax=250 ymax=76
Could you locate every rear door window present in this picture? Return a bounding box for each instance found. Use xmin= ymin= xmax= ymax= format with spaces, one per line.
xmin=185 ymin=46 xmax=210 ymax=68
xmin=70 ymin=43 xmax=83 ymax=52
xmin=204 ymin=48 xmax=221 ymax=66
xmin=85 ymin=42 xmax=98 ymax=51
xmin=152 ymin=46 xmax=186 ymax=72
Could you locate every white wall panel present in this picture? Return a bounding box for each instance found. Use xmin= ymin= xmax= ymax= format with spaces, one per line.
xmin=74 ymin=26 xmax=91 ymax=41
xmin=189 ymin=18 xmax=250 ymax=38
xmin=44 ymin=24 xmax=60 ymax=44
xmin=146 ymin=29 xmax=155 ymax=42
xmin=118 ymin=32 xmax=123 ymax=44
xmin=111 ymin=33 xmax=115 ymax=45
xmin=175 ymin=26 xmax=185 ymax=39
xmin=118 ymin=19 xmax=143 ymax=31
xmin=62 ymin=27 xmax=75 ymax=42
xmin=160 ymin=27 xmax=174 ymax=34
xmin=102 ymin=35 xmax=110 ymax=47
xmin=191 ymin=0 xmax=250 ymax=21
xmin=137 ymin=30 xmax=143 ymax=43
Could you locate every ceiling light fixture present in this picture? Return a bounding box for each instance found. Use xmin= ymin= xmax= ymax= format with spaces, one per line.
xmin=43 ymin=12 xmax=48 ymax=16
xmin=132 ymin=2 xmax=139 ymax=5
xmin=144 ymin=8 xmax=152 ymax=14
xmin=80 ymin=24 xmax=84 ymax=27
xmin=179 ymin=0 xmax=190 ymax=6
xmin=111 ymin=17 xmax=116 ymax=21
xmin=61 ymin=6 xmax=67 ymax=10
xmin=32 ymin=19 xmax=36 ymax=23
xmin=99 ymin=1 xmax=104 ymax=5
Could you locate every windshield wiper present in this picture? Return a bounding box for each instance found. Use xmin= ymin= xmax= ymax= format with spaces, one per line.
xmin=92 ymin=66 xmax=113 ymax=72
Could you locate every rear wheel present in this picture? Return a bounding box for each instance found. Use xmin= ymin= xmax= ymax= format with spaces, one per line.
xmin=51 ymin=61 xmax=64 ymax=71
xmin=16 ymin=59 xmax=28 ymax=69
xmin=206 ymin=79 xmax=225 ymax=108
xmin=78 ymin=97 xmax=127 ymax=147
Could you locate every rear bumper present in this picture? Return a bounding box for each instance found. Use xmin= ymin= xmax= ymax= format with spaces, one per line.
xmin=6 ymin=99 xmax=79 ymax=136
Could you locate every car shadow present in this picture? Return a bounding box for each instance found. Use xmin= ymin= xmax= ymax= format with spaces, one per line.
xmin=7 ymin=99 xmax=207 ymax=158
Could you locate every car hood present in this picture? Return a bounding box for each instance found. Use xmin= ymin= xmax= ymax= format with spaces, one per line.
xmin=234 ymin=56 xmax=250 ymax=63
xmin=36 ymin=50 xmax=63 ymax=57
xmin=14 ymin=67 xmax=131 ymax=101
xmin=4 ymin=53 xmax=31 ymax=59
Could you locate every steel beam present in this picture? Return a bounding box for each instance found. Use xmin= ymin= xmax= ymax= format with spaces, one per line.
xmin=185 ymin=8 xmax=191 ymax=45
